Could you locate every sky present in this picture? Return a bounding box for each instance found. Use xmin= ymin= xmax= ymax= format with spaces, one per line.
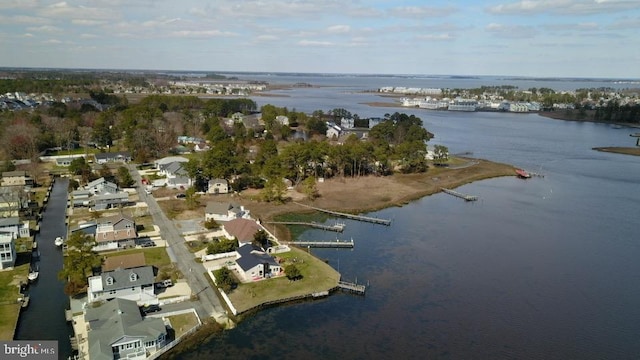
xmin=1 ymin=0 xmax=640 ymax=78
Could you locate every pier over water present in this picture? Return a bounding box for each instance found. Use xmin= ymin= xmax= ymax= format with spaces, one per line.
xmin=293 ymin=202 xmax=392 ymax=226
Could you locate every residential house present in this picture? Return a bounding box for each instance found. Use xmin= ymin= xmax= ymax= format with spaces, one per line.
xmin=205 ymin=201 xmax=248 ymax=222
xmin=70 ymin=220 xmax=97 ymax=237
xmin=92 ymin=192 xmax=130 ymax=211
xmin=154 ymin=156 xmax=189 ymax=171
xmin=85 ymin=298 xmax=167 ymax=360
xmin=234 ymin=243 xmax=282 ymax=281
xmin=85 ymin=177 xmax=119 ymax=195
xmin=177 ymin=136 xmax=204 ymax=145
xmin=0 ymin=217 xmax=30 ymax=239
xmin=194 ymin=142 xmax=210 ymax=152
xmin=71 ymin=189 xmax=92 ymax=207
xmin=368 ymin=117 xmax=383 ymax=129
xmin=87 ymin=265 xmax=156 ymax=304
xmin=55 ymin=157 xmax=76 ymax=167
xmin=162 ymin=161 xmax=192 ymax=189
xmin=231 ymin=112 xmax=244 ymax=123
xmin=207 ymin=178 xmax=229 ymax=194
xmin=93 ymin=215 xmax=137 ymax=252
xmin=1 ymin=171 xmax=34 ymax=187
xmin=326 ymin=123 xmax=342 ymax=139
xmin=0 ymin=186 xmax=26 ymax=217
xmin=94 ymin=152 xmax=132 ymax=165
xmin=222 ymin=218 xmax=262 ymax=245
xmin=0 ymin=232 xmax=16 ymax=269
xmin=340 ymin=117 xmax=355 ymax=129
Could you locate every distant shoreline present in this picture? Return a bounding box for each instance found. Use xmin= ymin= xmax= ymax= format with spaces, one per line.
xmin=592 ymin=147 xmax=640 ymax=156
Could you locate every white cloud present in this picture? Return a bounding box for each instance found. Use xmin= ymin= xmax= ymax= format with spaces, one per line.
xmin=80 ymin=33 xmax=98 ymax=39
xmin=390 ymin=6 xmax=457 ymax=18
xmin=72 ymin=19 xmax=108 ymax=26
xmin=0 ymin=0 xmax=38 ymax=10
xmin=298 ymin=40 xmax=333 ymax=46
xmin=486 ymin=23 xmax=538 ymax=38
xmin=327 ymin=25 xmax=350 ymax=34
xmin=488 ymin=0 xmax=640 ymax=15
xmin=43 ymin=39 xmax=62 ymax=44
xmin=26 ymin=25 xmax=63 ymax=33
xmin=38 ymin=1 xmax=120 ymax=22
xmin=255 ymin=35 xmax=279 ymax=41
xmin=170 ymin=30 xmax=236 ymax=38
xmin=416 ymin=33 xmax=455 ymax=41
xmin=0 ymin=15 xmax=50 ymax=25
xmin=23 ymin=33 xmax=34 ymax=37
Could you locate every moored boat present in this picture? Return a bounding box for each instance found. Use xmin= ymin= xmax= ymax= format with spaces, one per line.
xmin=28 ymin=266 xmax=39 ymax=282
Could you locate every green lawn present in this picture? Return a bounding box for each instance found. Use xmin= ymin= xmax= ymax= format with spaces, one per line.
xmin=0 ymin=262 xmax=30 ymax=340
xmin=103 ymin=247 xmax=171 ymax=267
xmin=167 ymin=312 xmax=200 ymax=338
xmin=227 ymin=247 xmax=340 ymax=314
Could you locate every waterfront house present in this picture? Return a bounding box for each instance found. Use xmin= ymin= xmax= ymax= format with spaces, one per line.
xmin=326 ymin=123 xmax=342 ymax=139
xmin=94 ymin=152 xmax=132 ymax=165
xmin=0 ymin=217 xmax=30 ymax=239
xmin=222 ymin=218 xmax=262 ymax=245
xmin=205 ymin=201 xmax=248 ymax=222
xmin=234 ymin=243 xmax=282 ymax=282
xmin=207 ymin=178 xmax=229 ymax=194
xmin=275 ymin=115 xmax=289 ymax=126
xmin=0 ymin=232 xmax=16 ymax=269
xmin=102 ymin=253 xmax=146 ymax=272
xmin=93 ymin=214 xmax=137 ymax=252
xmin=85 ymin=298 xmax=167 ymax=360
xmin=0 ymin=186 xmax=25 ymax=217
xmin=1 ymin=171 xmax=34 ymax=187
xmin=71 ymin=189 xmax=92 ymax=207
xmin=87 ymin=265 xmax=156 ymax=304
xmin=92 ymin=192 xmax=130 ymax=211
xmin=86 ymin=177 xmax=119 ymax=195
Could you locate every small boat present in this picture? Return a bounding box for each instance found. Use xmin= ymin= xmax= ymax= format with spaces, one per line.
xmin=54 ymin=237 xmax=64 ymax=247
xmin=515 ymin=169 xmax=531 ymax=179
xmin=28 ymin=266 xmax=39 ymax=282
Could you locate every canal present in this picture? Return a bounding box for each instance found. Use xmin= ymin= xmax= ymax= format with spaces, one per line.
xmin=14 ymin=177 xmax=73 ymax=359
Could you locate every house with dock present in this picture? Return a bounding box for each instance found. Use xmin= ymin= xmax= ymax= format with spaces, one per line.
xmin=205 ymin=201 xmax=248 ymax=222
xmin=0 ymin=232 xmax=16 ymax=269
xmin=93 ymin=215 xmax=138 ymax=252
xmin=87 ymin=265 xmax=156 ymax=304
xmin=234 ymin=243 xmax=283 ymax=282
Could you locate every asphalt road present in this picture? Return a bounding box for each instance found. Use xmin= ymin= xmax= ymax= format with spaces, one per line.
xmin=128 ymin=164 xmax=228 ymax=322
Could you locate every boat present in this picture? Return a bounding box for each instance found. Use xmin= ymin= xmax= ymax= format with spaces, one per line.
xmin=515 ymin=169 xmax=531 ymax=179
xmin=55 ymin=237 xmax=64 ymax=247
xmin=28 ymin=266 xmax=39 ymax=282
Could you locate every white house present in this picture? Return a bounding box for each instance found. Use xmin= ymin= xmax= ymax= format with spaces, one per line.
xmin=340 ymin=117 xmax=355 ymax=129
xmin=275 ymin=115 xmax=289 ymax=126
xmin=207 ymin=178 xmax=229 ymax=194
xmin=154 ymin=156 xmax=189 ymax=171
xmin=87 ymin=265 xmax=156 ymax=304
xmin=0 ymin=217 xmax=30 ymax=239
xmin=93 ymin=215 xmax=137 ymax=252
xmin=205 ymin=201 xmax=248 ymax=222
xmin=85 ymin=298 xmax=167 ymax=360
xmin=85 ymin=177 xmax=118 ymax=195
xmin=234 ymin=243 xmax=283 ymax=282
xmin=0 ymin=232 xmax=16 ymax=269
xmin=326 ymin=123 xmax=342 ymax=139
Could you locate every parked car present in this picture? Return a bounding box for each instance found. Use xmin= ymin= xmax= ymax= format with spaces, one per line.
xmin=156 ymin=279 xmax=173 ymax=288
xmin=176 ymin=193 xmax=186 ymax=199
xmin=141 ymin=304 xmax=161 ymax=314
xmin=140 ymin=241 xmax=155 ymax=248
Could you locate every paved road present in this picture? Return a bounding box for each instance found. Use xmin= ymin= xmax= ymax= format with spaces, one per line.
xmin=128 ymin=165 xmax=228 ymax=323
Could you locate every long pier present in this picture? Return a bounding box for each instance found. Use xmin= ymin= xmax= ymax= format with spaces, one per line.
xmin=289 ymin=238 xmax=354 ymax=248
xmin=266 ymin=221 xmax=345 ymax=232
xmin=294 ymin=202 xmax=391 ymax=226
xmin=441 ymin=188 xmax=478 ymax=201
xmin=338 ymin=281 xmax=366 ymax=295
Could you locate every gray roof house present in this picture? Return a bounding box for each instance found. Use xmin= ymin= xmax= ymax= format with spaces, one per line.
xmin=85 ymin=177 xmax=118 ymax=195
xmin=1 ymin=171 xmax=34 ymax=187
xmin=92 ymin=192 xmax=130 ymax=211
xmin=235 ymin=243 xmax=283 ymax=282
xmin=85 ymin=298 xmax=167 ymax=360
xmin=154 ymin=156 xmax=189 ymax=170
xmin=93 ymin=214 xmax=137 ymax=251
xmin=87 ymin=265 xmax=156 ymax=304
xmin=0 ymin=217 xmax=30 ymax=239
xmin=205 ymin=201 xmax=248 ymax=222
xmin=71 ymin=189 xmax=92 ymax=207
xmin=94 ymin=152 xmax=132 ymax=165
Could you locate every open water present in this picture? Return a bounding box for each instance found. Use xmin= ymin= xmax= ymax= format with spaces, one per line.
xmin=177 ymin=76 xmax=640 ymax=359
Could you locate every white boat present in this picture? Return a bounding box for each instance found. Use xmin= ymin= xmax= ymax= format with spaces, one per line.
xmin=54 ymin=237 xmax=64 ymax=247
xmin=28 ymin=266 xmax=39 ymax=281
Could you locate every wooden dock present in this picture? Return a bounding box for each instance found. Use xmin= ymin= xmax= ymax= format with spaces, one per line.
xmin=441 ymin=188 xmax=478 ymax=201
xmin=338 ymin=281 xmax=366 ymax=295
xmin=266 ymin=221 xmax=345 ymax=232
xmin=290 ymin=238 xmax=354 ymax=248
xmin=294 ymin=202 xmax=391 ymax=226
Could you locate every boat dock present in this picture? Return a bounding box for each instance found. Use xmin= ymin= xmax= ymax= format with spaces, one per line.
xmin=337 ymin=281 xmax=366 ymax=295
xmin=441 ymin=188 xmax=478 ymax=201
xmin=294 ymin=202 xmax=391 ymax=226
xmin=290 ymin=238 xmax=354 ymax=248
xmin=266 ymin=221 xmax=345 ymax=232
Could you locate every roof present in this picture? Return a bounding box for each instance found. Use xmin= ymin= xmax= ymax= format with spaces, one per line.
xmin=102 ymin=253 xmax=146 ymax=272
xmin=93 ymin=192 xmax=129 ymax=201
xmin=100 ymin=266 xmax=155 ymax=291
xmin=2 ymin=171 xmax=28 ymax=178
xmin=0 ymin=217 xmax=20 ymax=227
xmin=205 ymin=201 xmax=241 ymax=215
xmin=94 ymin=152 xmax=131 ymax=161
xmin=164 ymin=162 xmax=188 ymax=176
xmin=86 ymin=298 xmax=166 ymax=360
xmin=235 ymin=244 xmax=280 ymax=271
xmin=224 ymin=218 xmax=261 ymax=243
xmin=86 ymin=177 xmax=117 ymax=189
xmin=208 ymin=178 xmax=228 ymax=185
xmin=155 ymin=156 xmax=189 ymax=167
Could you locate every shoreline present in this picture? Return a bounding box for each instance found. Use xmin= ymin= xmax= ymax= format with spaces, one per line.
xmin=592 ymin=147 xmax=640 ymax=156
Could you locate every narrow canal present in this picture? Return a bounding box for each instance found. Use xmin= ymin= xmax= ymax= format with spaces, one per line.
xmin=14 ymin=177 xmax=73 ymax=359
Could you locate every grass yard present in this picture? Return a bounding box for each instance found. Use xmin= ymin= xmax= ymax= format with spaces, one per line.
xmin=0 ymin=262 xmax=30 ymax=340
xmin=167 ymin=312 xmax=200 ymax=339
xmin=227 ymin=247 xmax=340 ymax=314
xmin=102 ymin=247 xmax=181 ymax=282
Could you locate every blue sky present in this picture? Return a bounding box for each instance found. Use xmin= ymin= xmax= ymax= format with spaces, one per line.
xmin=1 ymin=0 xmax=639 ymax=78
